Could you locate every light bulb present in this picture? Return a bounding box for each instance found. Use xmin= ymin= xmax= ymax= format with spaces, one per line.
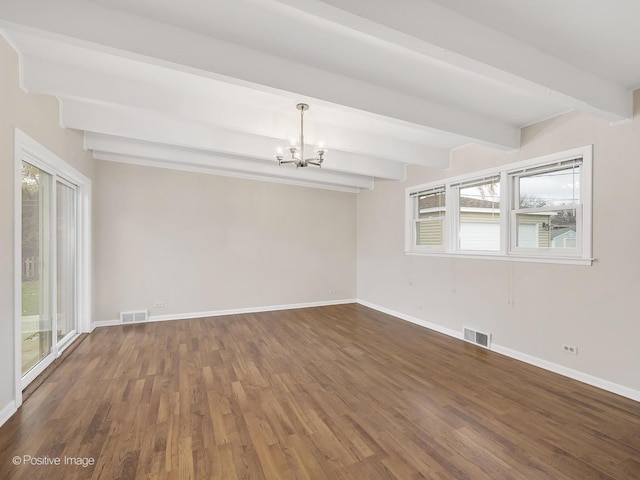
xmin=315 ymin=143 xmax=328 ymax=155
xmin=287 ymin=134 xmax=298 ymax=148
xmin=315 ymin=141 xmax=328 ymax=153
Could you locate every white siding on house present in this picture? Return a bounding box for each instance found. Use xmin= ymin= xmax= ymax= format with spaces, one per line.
xmin=516 ymin=214 xmax=551 ymax=248
xmin=517 ymin=223 xmax=539 ymax=247
xmin=458 ymin=211 xmax=500 ymax=251
xmin=459 ymin=222 xmax=500 ymax=251
xmin=417 ymin=218 xmax=444 ymax=246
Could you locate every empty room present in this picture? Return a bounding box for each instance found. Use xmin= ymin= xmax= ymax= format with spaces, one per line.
xmin=1 ymin=1 xmax=639 ymax=479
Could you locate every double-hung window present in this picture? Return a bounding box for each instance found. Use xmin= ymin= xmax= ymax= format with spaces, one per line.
xmin=409 ymin=186 xmax=446 ymax=251
xmin=405 ymin=146 xmax=592 ymax=265
xmin=451 ymin=175 xmax=501 ymax=252
xmin=509 ymin=159 xmax=583 ymax=256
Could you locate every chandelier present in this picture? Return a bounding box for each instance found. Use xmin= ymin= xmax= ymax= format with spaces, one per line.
xmin=276 ymin=103 xmax=326 ymax=168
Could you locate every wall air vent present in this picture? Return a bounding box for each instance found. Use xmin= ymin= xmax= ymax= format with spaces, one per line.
xmin=463 ymin=326 xmax=491 ymax=349
xmin=120 ymin=310 xmax=148 ymax=324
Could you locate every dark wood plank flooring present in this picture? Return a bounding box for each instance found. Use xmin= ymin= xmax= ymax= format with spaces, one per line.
xmin=0 ymin=304 xmax=638 ymax=479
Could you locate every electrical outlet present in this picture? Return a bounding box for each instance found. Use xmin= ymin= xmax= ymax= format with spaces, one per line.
xmin=153 ymin=301 xmax=165 ymax=308
xmin=562 ymin=344 xmax=578 ymax=355
xmin=329 ymin=289 xmax=337 ymax=295
xmin=416 ymin=304 xmax=423 ymax=311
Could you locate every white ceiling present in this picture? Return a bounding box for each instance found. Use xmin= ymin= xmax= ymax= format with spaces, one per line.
xmin=1 ymin=0 xmax=638 ymax=192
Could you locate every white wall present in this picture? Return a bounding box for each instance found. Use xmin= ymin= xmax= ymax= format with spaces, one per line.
xmin=358 ymin=91 xmax=640 ymax=395
xmin=0 ymin=36 xmax=94 ymax=416
xmin=93 ymin=161 xmax=357 ymax=322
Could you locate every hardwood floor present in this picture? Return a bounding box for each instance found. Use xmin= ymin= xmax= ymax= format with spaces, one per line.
xmin=1 ymin=303 xmax=638 ymax=479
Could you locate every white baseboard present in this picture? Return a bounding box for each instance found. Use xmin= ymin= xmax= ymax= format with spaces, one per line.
xmin=357 ymin=299 xmax=462 ymax=340
xmin=90 ymin=319 xmax=120 ymax=331
xmin=0 ymin=400 xmax=17 ymax=428
xmin=357 ymin=299 xmax=640 ymax=403
xmin=490 ymin=344 xmax=640 ymax=402
xmin=93 ymin=298 xmax=357 ymax=328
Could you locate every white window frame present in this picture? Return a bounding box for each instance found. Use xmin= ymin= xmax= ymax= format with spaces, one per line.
xmin=406 ymin=185 xmax=447 ymax=252
xmin=508 ymin=157 xmax=585 ymax=258
xmin=405 ymin=145 xmax=593 ymax=266
xmin=450 ymin=174 xmax=503 ymax=255
xmin=14 ymin=129 xmax=92 ymax=409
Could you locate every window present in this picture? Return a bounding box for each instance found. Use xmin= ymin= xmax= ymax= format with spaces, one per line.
xmin=510 ymin=159 xmax=582 ymax=255
xmin=409 ymin=186 xmax=446 ymax=250
xmin=452 ymin=175 xmax=501 ymax=252
xmin=405 ymin=146 xmax=592 ymax=265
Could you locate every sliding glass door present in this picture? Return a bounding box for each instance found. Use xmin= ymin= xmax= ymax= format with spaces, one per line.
xmin=56 ymin=180 xmax=77 ymax=345
xmin=21 ymin=163 xmax=53 ymax=375
xmin=21 ymin=162 xmax=78 ymax=380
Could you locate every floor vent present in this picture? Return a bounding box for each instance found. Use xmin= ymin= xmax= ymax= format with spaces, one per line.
xmin=120 ymin=310 xmax=148 ymax=324
xmin=463 ymin=326 xmax=491 ymax=349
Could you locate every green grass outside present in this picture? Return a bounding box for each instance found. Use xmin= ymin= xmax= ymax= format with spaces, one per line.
xmin=22 ymin=280 xmax=39 ymax=316
xmin=22 ymin=280 xmax=45 ymax=374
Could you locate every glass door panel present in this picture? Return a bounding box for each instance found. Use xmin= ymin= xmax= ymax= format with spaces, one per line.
xmin=21 ymin=162 xmax=53 ymax=375
xmin=56 ymin=181 xmax=77 ymax=344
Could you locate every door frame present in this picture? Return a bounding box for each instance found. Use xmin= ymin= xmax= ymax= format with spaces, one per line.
xmin=55 ymin=176 xmax=79 ymax=351
xmin=14 ymin=129 xmax=92 ymax=408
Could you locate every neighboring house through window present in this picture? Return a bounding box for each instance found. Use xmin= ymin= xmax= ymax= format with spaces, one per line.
xmin=412 ymin=186 xmax=445 ymax=250
xmin=405 ymin=146 xmax=592 ymax=265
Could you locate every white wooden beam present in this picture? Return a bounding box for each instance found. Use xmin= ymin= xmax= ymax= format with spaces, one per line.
xmin=0 ymin=1 xmax=521 ymax=148
xmin=92 ymin=146 xmax=373 ymax=192
xmin=19 ymin=54 xmax=444 ymax=171
xmin=61 ymin=99 xmax=407 ymax=180
xmin=273 ymin=0 xmax=632 ymax=122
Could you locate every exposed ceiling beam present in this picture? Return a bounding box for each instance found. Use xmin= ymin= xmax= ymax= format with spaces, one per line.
xmin=19 ymin=54 xmax=447 ymax=170
xmin=273 ymin=0 xmax=632 ymax=122
xmin=91 ymin=146 xmax=373 ymax=193
xmin=0 ymin=0 xmax=521 ymax=149
xmin=63 ymin=100 xmax=406 ymax=180
xmin=86 ymin=132 xmax=374 ymax=190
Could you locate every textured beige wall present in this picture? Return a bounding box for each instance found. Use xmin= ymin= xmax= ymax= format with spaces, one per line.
xmin=0 ymin=37 xmax=94 ymax=410
xmin=93 ymin=161 xmax=357 ymax=321
xmin=358 ymin=91 xmax=640 ymax=392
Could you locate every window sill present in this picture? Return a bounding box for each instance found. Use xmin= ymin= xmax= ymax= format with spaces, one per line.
xmin=405 ymin=250 xmax=594 ymax=266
